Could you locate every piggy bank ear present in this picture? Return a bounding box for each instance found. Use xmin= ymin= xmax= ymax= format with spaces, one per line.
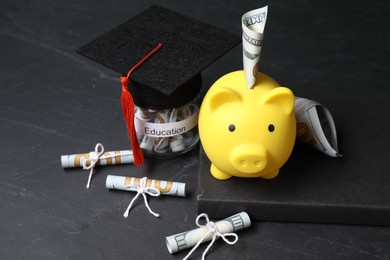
xmin=207 ymin=87 xmax=242 ymax=113
xmin=261 ymin=87 xmax=295 ymax=114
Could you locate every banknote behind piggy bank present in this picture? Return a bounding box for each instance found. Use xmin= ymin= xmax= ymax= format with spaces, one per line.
xmin=198 ymin=70 xmax=296 ymax=180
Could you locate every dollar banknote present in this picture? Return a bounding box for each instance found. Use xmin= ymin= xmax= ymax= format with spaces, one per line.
xmin=242 ymin=6 xmax=268 ymax=89
xmin=295 ymin=97 xmax=342 ymax=157
xmin=106 ymin=175 xmax=186 ymax=197
xmin=166 ymin=212 xmax=251 ymax=254
xmin=61 ymin=150 xmax=134 ymax=168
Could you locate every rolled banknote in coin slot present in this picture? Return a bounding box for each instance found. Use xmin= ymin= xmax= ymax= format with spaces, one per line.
xmin=166 ymin=212 xmax=251 ymax=254
xmin=294 ymin=97 xmax=341 ymax=157
xmin=242 ymin=6 xmax=268 ymax=89
xmin=61 ymin=150 xmax=134 ymax=168
xmin=106 ymin=175 xmax=186 ymax=197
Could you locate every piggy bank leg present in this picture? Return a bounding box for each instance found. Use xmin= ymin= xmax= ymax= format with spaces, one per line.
xmin=262 ymin=169 xmax=279 ymax=179
xmin=210 ymin=164 xmax=232 ymax=180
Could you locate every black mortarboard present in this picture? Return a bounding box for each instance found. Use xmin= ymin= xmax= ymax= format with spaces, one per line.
xmin=77 ymin=5 xmax=240 ymax=109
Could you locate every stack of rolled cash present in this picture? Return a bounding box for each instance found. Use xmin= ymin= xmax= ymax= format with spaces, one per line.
xmin=134 ymin=101 xmax=200 ymax=157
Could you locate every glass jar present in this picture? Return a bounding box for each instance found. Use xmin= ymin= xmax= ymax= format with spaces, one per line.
xmin=134 ymin=98 xmax=200 ymax=158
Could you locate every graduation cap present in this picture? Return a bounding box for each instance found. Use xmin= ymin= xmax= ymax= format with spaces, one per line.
xmin=77 ymin=5 xmax=240 ymax=165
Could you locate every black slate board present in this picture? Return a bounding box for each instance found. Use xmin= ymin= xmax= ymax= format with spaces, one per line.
xmin=197 ymin=96 xmax=390 ymax=226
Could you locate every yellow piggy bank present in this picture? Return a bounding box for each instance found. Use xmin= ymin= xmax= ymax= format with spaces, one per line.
xmin=198 ymin=70 xmax=296 ymax=180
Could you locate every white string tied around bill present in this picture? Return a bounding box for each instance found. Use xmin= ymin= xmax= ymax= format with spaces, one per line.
xmin=183 ymin=213 xmax=239 ymax=260
xmin=82 ymin=143 xmax=117 ymax=189
xmin=123 ymin=177 xmax=161 ymax=218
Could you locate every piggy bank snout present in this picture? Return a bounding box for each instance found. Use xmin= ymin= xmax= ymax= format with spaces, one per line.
xmin=230 ymin=144 xmax=268 ymax=174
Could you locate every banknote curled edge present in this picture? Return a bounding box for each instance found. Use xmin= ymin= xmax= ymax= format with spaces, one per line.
xmin=295 ymin=97 xmax=341 ymax=157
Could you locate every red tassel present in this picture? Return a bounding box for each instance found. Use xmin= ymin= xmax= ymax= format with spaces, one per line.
xmin=120 ymin=77 xmax=144 ymax=166
xmin=119 ymin=43 xmax=163 ymax=166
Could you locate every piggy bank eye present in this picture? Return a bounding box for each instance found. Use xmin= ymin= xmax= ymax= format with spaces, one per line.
xmin=268 ymin=124 xmax=275 ymax=132
xmin=228 ymin=124 xmax=236 ymax=132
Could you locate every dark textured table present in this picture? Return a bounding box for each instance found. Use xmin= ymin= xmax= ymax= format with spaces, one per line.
xmin=1 ymin=1 xmax=390 ymax=259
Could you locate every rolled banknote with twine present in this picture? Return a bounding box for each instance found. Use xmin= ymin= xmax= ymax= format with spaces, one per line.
xmin=295 ymin=97 xmax=341 ymax=157
xmin=61 ymin=148 xmax=134 ymax=168
xmin=166 ymin=212 xmax=251 ymax=254
xmin=61 ymin=143 xmax=134 ymax=189
xmin=106 ymin=175 xmax=186 ymax=197
xmin=242 ymin=6 xmax=268 ymax=89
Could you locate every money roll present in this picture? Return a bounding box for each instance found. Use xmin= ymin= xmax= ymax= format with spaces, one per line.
xmin=178 ymin=104 xmax=197 ymax=146
xmin=166 ymin=212 xmax=251 ymax=254
xmin=153 ymin=110 xmax=171 ymax=153
xmin=135 ymin=107 xmax=155 ymax=143
xmin=61 ymin=150 xmax=134 ymax=168
xmin=168 ymin=109 xmax=186 ymax=152
xmin=106 ymin=175 xmax=186 ymax=197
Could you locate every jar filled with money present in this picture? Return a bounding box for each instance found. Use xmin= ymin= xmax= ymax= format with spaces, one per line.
xmin=134 ymin=97 xmax=200 ymax=158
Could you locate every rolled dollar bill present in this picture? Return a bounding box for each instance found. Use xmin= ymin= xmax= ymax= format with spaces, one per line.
xmin=170 ymin=135 xmax=185 ymax=152
xmin=166 ymin=212 xmax=251 ymax=254
xmin=106 ymin=175 xmax=186 ymax=197
xmin=135 ymin=107 xmax=155 ymax=142
xmin=168 ymin=108 xmax=186 ymax=152
xmin=153 ymin=110 xmax=170 ymax=153
xmin=178 ymin=103 xmax=198 ymax=146
xmin=61 ymin=150 xmax=134 ymax=168
xmin=294 ymin=97 xmax=341 ymax=157
xmin=242 ymin=6 xmax=268 ymax=89
xmin=140 ymin=135 xmax=154 ymax=151
xmin=135 ymin=107 xmax=154 ymax=121
xmin=134 ymin=107 xmax=156 ymax=151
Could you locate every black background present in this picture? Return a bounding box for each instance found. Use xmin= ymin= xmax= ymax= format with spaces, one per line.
xmin=1 ymin=1 xmax=389 ymax=259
